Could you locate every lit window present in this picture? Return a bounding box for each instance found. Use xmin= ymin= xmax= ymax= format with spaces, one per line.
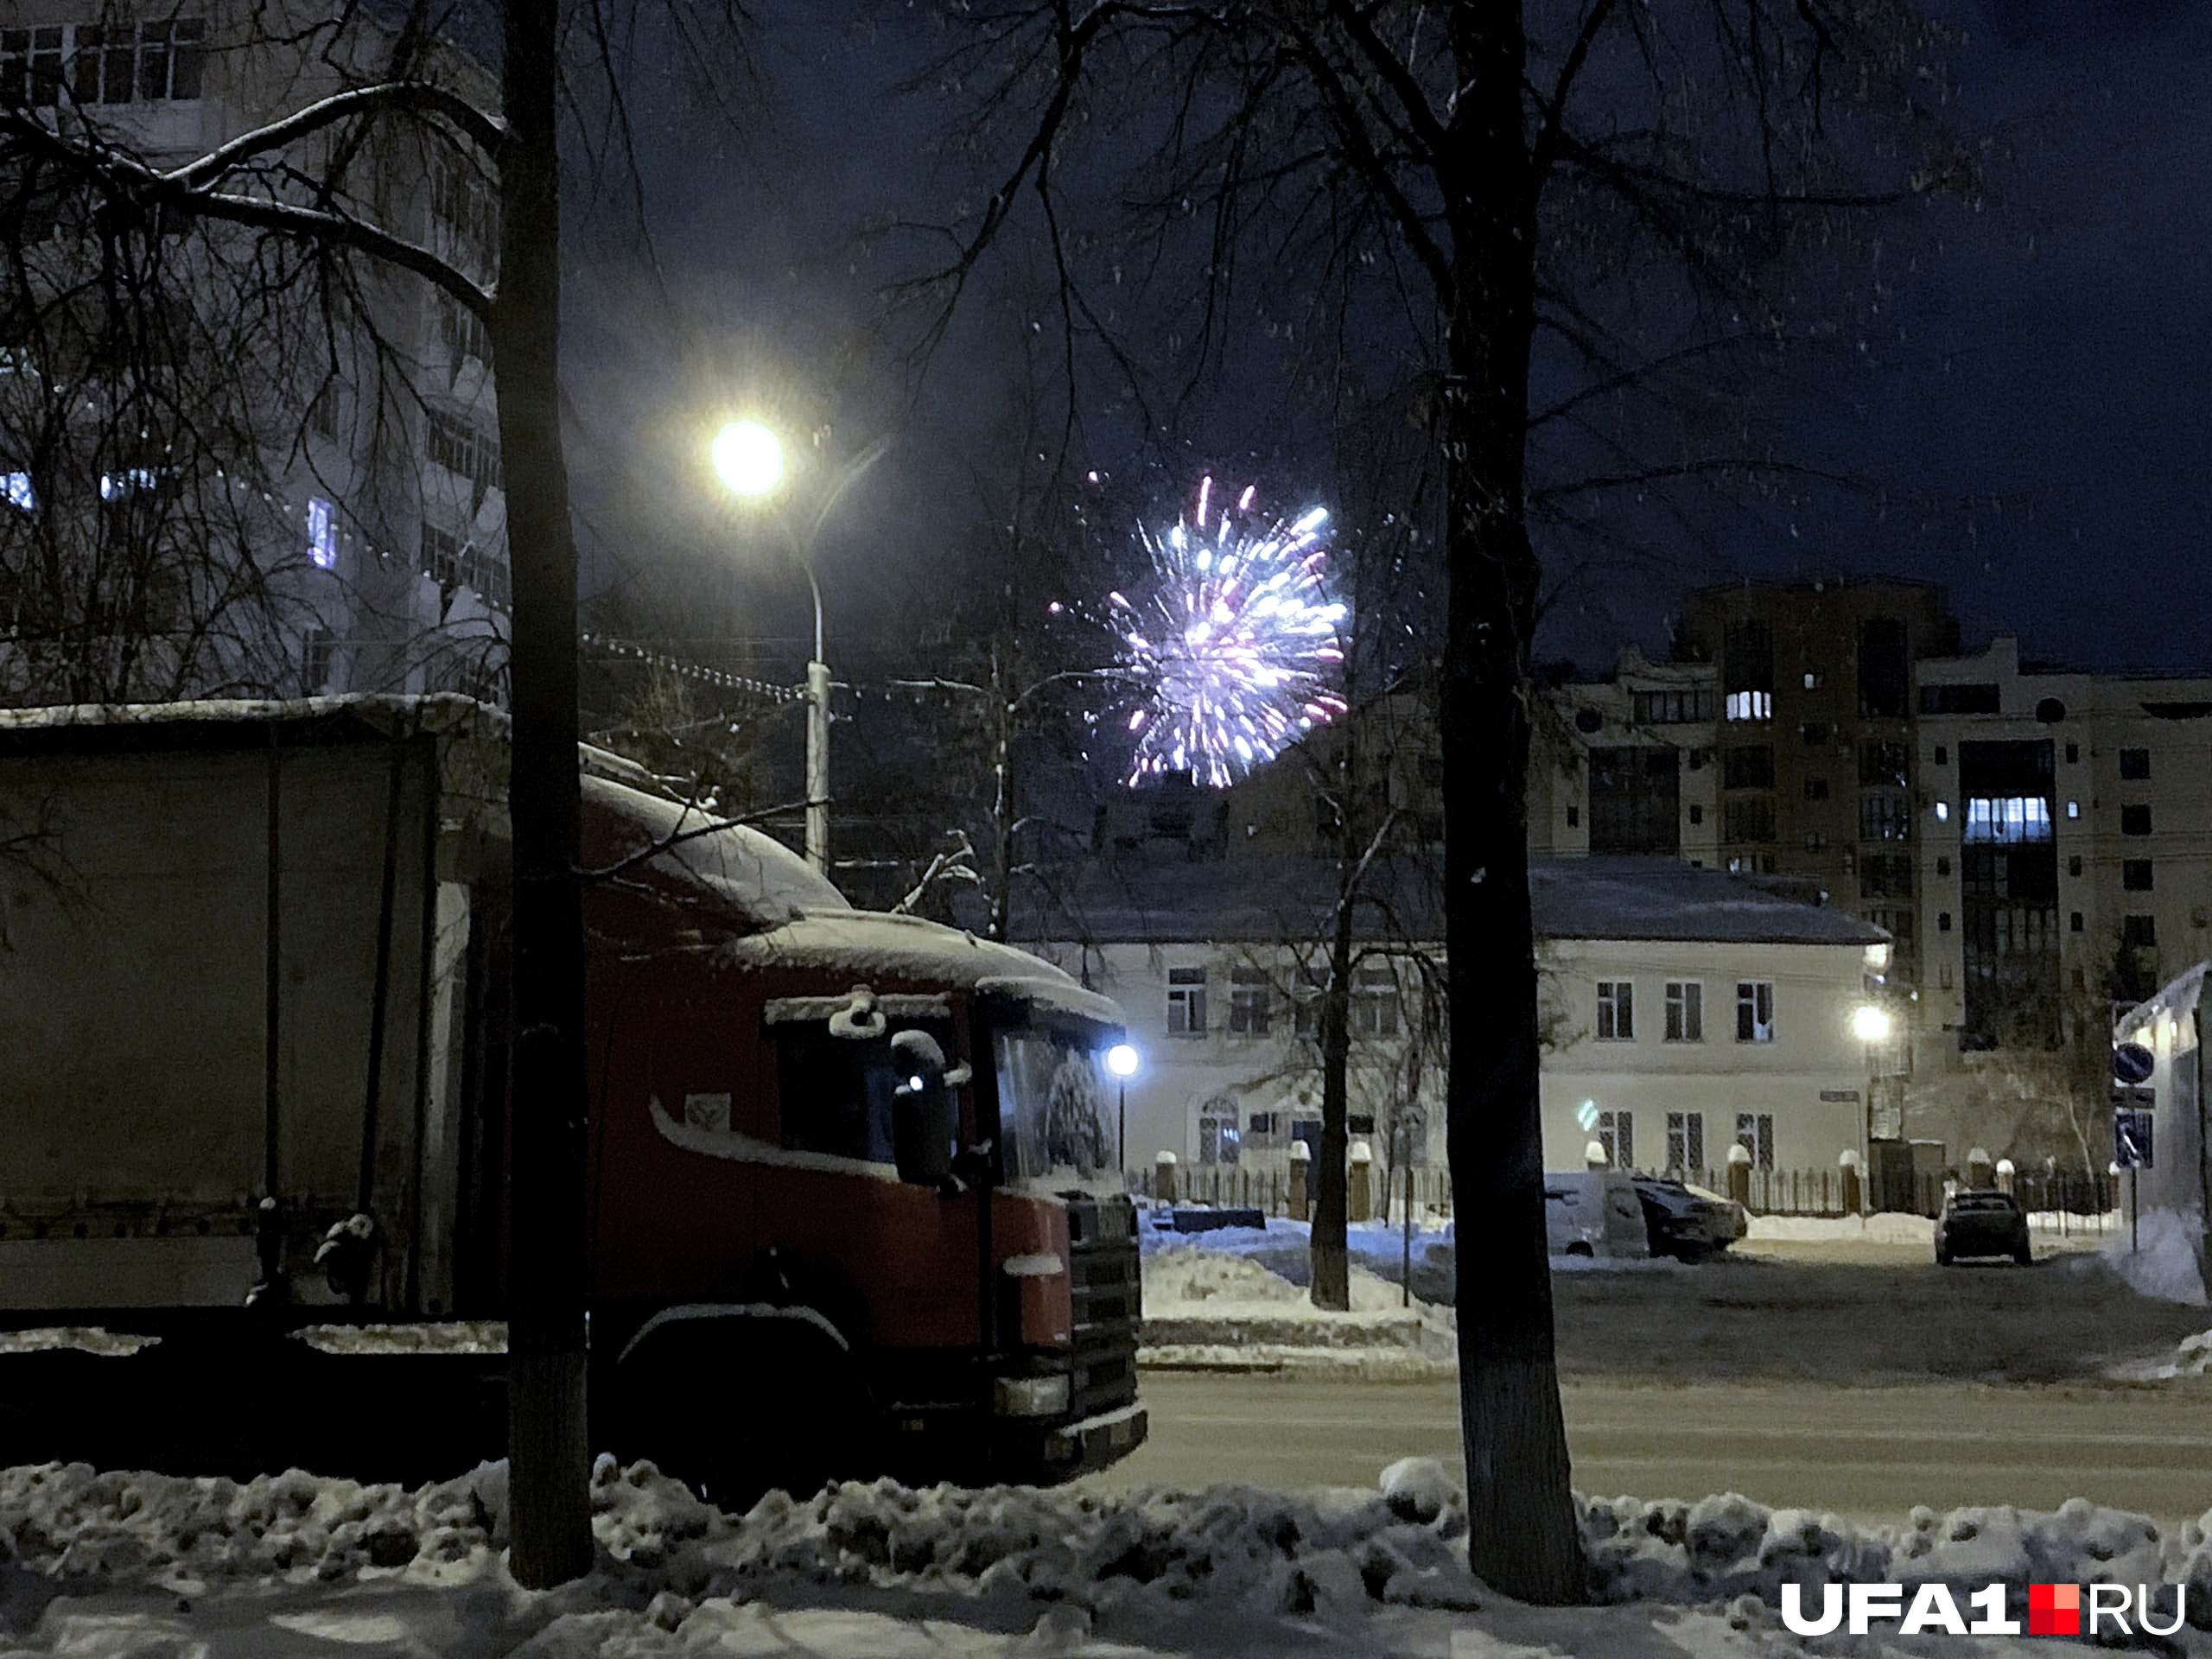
xmin=2067 ymin=800 xmax=2080 ymax=820
xmin=307 ymin=497 xmax=337 ymax=569
xmin=99 ymin=467 xmax=160 ymax=500
xmin=0 ymin=471 xmax=31 ymax=511
xmin=1934 ymin=801 xmax=1948 ymax=822
xmin=1197 ymin=1099 xmax=1239 ymax=1166
xmin=1726 ymin=690 xmax=1773 ymax=722
xmin=1961 ymin=796 xmax=2052 ymax=844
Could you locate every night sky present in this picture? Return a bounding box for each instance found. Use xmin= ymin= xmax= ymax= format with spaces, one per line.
xmin=563 ymin=0 xmax=2212 ymax=688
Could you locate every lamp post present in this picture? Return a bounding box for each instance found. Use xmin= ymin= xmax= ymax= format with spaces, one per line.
xmin=712 ymin=422 xmax=889 ymax=875
xmin=1852 ymin=1002 xmax=1891 ymax=1185
xmin=1106 ymin=1042 xmax=1141 ymax=1178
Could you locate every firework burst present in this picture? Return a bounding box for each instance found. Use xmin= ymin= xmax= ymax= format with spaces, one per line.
xmin=1107 ymin=477 xmax=1348 ymax=787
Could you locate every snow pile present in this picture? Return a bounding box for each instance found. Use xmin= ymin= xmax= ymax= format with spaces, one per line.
xmin=295 ymin=1320 xmax=507 ymax=1354
xmin=2106 ymin=1205 xmax=2210 ymax=1306
xmin=1140 ymin=1247 xmax=1458 ymax=1376
xmin=1745 ymin=1212 xmax=1934 ymax=1246
xmin=2110 ymin=1327 xmax=2212 ymax=1382
xmin=0 ymin=1328 xmax=157 ymax=1356
xmin=1584 ymin=1490 xmax=2200 ymax=1627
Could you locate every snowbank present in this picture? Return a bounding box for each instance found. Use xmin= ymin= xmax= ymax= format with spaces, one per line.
xmin=1141 ymin=1248 xmax=1458 ymax=1374
xmin=11 ymin=1458 xmax=2212 ymax=1655
xmin=1745 ymin=1212 xmax=1935 ymax=1246
xmin=2105 ymin=1206 xmax=2211 ymax=1306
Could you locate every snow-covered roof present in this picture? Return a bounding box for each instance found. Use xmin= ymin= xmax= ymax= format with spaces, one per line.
xmin=0 ymin=692 xmax=504 ymax=744
xmin=722 ymin=910 xmax=1122 ymax=1028
xmin=1008 ymin=853 xmax=1883 ymax=949
xmin=582 ymin=773 xmax=847 ymax=931
xmin=1529 ymin=857 xmax=1890 ymax=947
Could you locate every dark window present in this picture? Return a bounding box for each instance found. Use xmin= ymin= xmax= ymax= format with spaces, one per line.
xmin=1858 ymin=618 xmax=1910 ymax=717
xmin=1921 ymin=683 xmax=2001 ymax=715
xmin=426 ymin=407 xmax=501 ymax=495
xmin=1166 ymin=966 xmax=1207 ymax=1034
xmin=2124 ymin=860 xmax=2153 ymax=892
xmin=2065 ymin=741 xmax=2080 ymax=764
xmin=1347 ymin=1115 xmax=1376 ymax=1135
xmin=1723 ymin=746 xmax=1775 ymax=789
xmin=1859 ymin=740 xmax=1910 ymax=787
xmin=1586 ymin=747 xmax=1680 ymax=855
xmin=1859 ymin=854 xmax=1913 ymax=899
xmin=1573 ymin=707 xmax=1603 ymax=734
xmin=1735 ymin=981 xmax=1775 ymax=1043
xmin=1228 ymin=966 xmax=1272 ymax=1035
xmin=2069 ymin=912 xmax=2083 ymax=932
xmin=1596 ymin=981 xmax=1634 ymax=1041
xmin=2120 ymin=748 xmax=2151 ymax=780
xmin=0 ymin=26 xmax=66 ymax=106
xmin=1801 ymin=722 xmax=1829 ymax=746
xmin=1566 ymin=804 xmax=1580 ymax=828
xmin=1666 ymin=1111 xmax=1705 ymax=1173
xmin=1724 ymin=798 xmax=1777 ymax=843
xmin=2068 ymin=855 xmax=2082 ymax=878
xmin=1805 ymin=778 xmax=1829 ymax=800
xmin=1859 ymin=792 xmax=1910 ymax=841
xmin=1688 ymin=804 xmax=1704 ymax=825
xmin=1936 ymin=855 xmax=1951 ymax=876
xmin=1664 ymin=982 xmax=1703 ymax=1042
xmin=1596 ymin=1109 xmax=1633 ymax=1169
xmin=1934 ymin=746 xmax=1948 ymax=766
xmin=1723 ymin=621 xmax=1773 ymax=696
xmin=1633 ymin=688 xmax=1716 ymax=724
xmin=1938 ymin=912 xmax=1953 ymax=931
xmin=1734 ymin=1112 xmax=1776 ymax=1169
xmin=2124 ymin=914 xmax=2158 ymax=949
xmin=2122 ymin=804 xmax=2153 ymax=836
xmin=2034 ymin=697 xmax=2067 ymax=724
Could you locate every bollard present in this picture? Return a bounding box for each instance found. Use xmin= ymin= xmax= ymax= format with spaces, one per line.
xmin=1349 ymin=1139 xmax=1374 ymax=1224
xmin=1967 ymin=1147 xmax=1992 ymax=1190
xmin=1154 ymin=1149 xmax=1179 ymax=1205
xmin=1840 ymin=1149 xmax=1862 ymax=1217
xmin=1994 ymin=1157 xmax=2015 ymax=1196
xmin=1726 ymin=1142 xmax=1751 ymax=1208
xmin=1585 ymin=1138 xmax=1609 ymax=1171
xmin=1287 ymin=1141 xmax=1311 ymax=1222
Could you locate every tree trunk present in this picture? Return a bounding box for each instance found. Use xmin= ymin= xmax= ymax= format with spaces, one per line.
xmin=495 ymin=0 xmax=594 ymax=1590
xmin=1311 ymin=893 xmax=1356 ymax=1310
xmin=1439 ymin=2 xmax=1584 ymax=1606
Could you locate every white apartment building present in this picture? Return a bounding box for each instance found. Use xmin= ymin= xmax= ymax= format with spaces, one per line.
xmin=0 ymin=2 xmax=505 ymax=702
xmin=1017 ymin=855 xmax=1887 ymax=1179
xmin=1914 ymin=637 xmax=2212 ymax=1050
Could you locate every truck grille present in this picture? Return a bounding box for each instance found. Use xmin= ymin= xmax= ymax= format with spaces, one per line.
xmin=1062 ymin=1192 xmax=1141 ymax=1421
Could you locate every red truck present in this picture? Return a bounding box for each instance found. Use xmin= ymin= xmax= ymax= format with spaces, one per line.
xmin=0 ymin=696 xmax=1144 ymax=1497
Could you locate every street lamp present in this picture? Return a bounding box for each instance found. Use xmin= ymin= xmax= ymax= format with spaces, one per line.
xmin=711 ymin=423 xmax=889 ymax=876
xmin=1106 ymin=1042 xmax=1141 ymax=1175
xmin=1853 ymin=1003 xmax=1892 ymax=1185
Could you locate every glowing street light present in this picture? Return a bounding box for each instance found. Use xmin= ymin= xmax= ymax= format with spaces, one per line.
xmin=1105 ymin=1042 xmax=1141 ymax=1173
xmin=709 ymin=423 xmax=887 ymax=875
xmin=1852 ymin=1004 xmax=1892 ymax=1044
xmin=711 ymin=420 xmax=784 ymax=497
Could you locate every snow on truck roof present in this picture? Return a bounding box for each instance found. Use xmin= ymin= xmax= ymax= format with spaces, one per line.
xmin=582 ymin=772 xmax=848 ymax=930
xmin=722 ymin=910 xmax=1122 ymax=1027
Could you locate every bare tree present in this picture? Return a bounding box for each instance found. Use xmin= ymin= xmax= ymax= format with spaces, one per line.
xmin=910 ymin=0 xmax=1962 ymax=1602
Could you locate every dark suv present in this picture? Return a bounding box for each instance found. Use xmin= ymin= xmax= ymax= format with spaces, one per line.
xmin=1935 ymin=1189 xmax=2031 ymax=1266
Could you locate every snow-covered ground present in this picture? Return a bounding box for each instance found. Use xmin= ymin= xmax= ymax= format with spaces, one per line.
xmin=1141 ymin=1248 xmax=1457 ymax=1378
xmin=9 ymin=1455 xmax=2212 ymax=1656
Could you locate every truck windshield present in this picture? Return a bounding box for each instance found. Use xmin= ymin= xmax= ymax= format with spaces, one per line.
xmin=993 ymin=1027 xmax=1113 ymax=1182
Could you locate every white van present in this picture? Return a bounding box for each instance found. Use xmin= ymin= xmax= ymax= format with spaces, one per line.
xmin=1544 ymin=1172 xmax=1650 ymax=1258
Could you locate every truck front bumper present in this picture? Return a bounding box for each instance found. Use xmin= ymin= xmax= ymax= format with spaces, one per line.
xmin=1034 ymin=1400 xmax=1147 ymax=1478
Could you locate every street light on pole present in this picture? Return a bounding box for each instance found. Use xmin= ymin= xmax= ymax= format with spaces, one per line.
xmin=1106 ymin=1042 xmax=1141 ymax=1177
xmin=1853 ymin=1002 xmax=1891 ymax=1184
xmin=711 ymin=422 xmax=889 ymax=877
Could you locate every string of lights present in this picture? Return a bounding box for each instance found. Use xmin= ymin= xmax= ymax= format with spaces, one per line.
xmin=580 ymin=632 xmax=806 ymax=704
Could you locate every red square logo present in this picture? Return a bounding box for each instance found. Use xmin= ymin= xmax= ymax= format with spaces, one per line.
xmin=2029 ymin=1583 xmax=2080 ymax=1636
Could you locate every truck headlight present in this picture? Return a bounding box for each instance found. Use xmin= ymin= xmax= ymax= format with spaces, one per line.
xmin=993 ymin=1374 xmax=1070 ymax=1417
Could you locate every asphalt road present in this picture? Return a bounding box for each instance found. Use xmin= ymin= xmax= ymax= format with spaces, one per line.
xmin=1084 ymin=1370 xmax=2212 ymax=1526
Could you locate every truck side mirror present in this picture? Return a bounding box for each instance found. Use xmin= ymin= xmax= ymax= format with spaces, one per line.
xmin=889 ymin=1030 xmax=957 ymax=1187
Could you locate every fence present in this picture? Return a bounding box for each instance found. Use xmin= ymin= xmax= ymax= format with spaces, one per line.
xmin=1125 ymin=1161 xmax=2119 ymax=1224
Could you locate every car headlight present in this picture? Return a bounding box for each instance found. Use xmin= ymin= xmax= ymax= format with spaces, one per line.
xmin=994 ymin=1374 xmax=1071 ymax=1417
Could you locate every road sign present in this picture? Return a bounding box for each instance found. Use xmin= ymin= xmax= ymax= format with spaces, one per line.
xmin=2113 ymin=1042 xmax=2156 ymax=1085
xmin=2115 ymin=1110 xmax=2154 ymax=1171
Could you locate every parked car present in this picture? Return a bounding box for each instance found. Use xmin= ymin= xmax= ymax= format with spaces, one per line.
xmin=1544 ymin=1172 xmax=1650 ymax=1258
xmin=1935 ymin=1188 xmax=2032 ymax=1265
xmin=1630 ymin=1177 xmax=1746 ymax=1262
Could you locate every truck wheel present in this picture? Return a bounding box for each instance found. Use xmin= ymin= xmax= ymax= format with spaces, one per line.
xmin=608 ymin=1322 xmax=879 ymax=1512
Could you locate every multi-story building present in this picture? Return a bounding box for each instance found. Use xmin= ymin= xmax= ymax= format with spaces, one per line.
xmin=0 ymin=2 xmax=505 ymax=703
xmin=1529 ymin=646 xmax=1722 ymax=867
xmin=1914 ymin=636 xmax=2212 ymax=1048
